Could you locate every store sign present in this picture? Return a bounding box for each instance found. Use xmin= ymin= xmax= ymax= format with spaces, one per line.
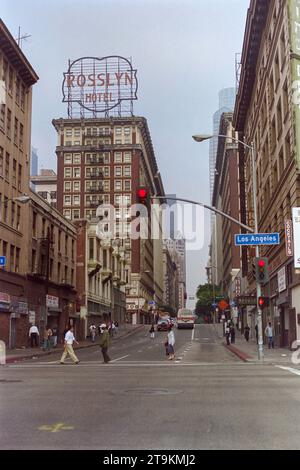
xmin=289 ymin=0 xmax=300 ymax=170
xmin=285 ymin=219 xmax=294 ymax=256
xmin=235 ymin=278 xmax=241 ymax=296
xmin=0 ymin=292 xmax=10 ymax=312
xmin=0 ymin=293 xmax=10 ymax=303
xmin=292 ymin=207 xmax=300 ymax=268
xmin=277 ymin=266 xmax=287 ymax=293
xmin=11 ymin=301 xmax=28 ymax=315
xmin=236 ymin=295 xmax=257 ymax=307
xmin=62 ymin=56 xmax=138 ymax=114
xmin=46 ymin=295 xmax=59 ymax=308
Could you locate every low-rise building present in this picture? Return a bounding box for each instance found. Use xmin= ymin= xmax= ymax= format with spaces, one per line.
xmin=31 ymin=168 xmax=57 ymax=207
xmin=75 ymin=219 xmax=127 ymax=338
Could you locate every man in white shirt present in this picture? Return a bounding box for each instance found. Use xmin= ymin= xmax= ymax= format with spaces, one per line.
xmin=265 ymin=322 xmax=274 ymax=349
xmin=60 ymin=326 xmax=80 ymax=364
xmin=89 ymin=324 xmax=96 ymax=342
xmin=29 ymin=324 xmax=39 ymax=348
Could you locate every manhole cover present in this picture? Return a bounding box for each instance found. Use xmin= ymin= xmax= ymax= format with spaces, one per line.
xmin=0 ymin=379 xmax=23 ymax=383
xmin=124 ymin=388 xmax=182 ymax=396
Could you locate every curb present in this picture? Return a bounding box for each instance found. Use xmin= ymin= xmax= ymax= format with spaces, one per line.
xmin=5 ymin=324 xmax=145 ymax=364
xmin=223 ymin=342 xmax=253 ymax=362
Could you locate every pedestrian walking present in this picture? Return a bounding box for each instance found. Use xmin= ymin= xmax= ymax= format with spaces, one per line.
xmin=149 ymin=323 xmax=155 ymax=339
xmin=255 ymin=324 xmax=258 ymax=344
xmin=114 ymin=320 xmax=119 ymax=334
xmin=89 ymin=324 xmax=96 ymax=342
xmin=265 ymin=322 xmax=274 ymax=349
xmin=244 ymin=325 xmax=250 ymax=342
xmin=60 ymin=326 xmax=80 ymax=364
xmin=62 ymin=324 xmax=69 ymax=344
xmin=51 ymin=326 xmax=58 ymax=347
xmin=29 ymin=324 xmax=39 ymax=348
xmin=167 ymin=324 xmax=175 ymax=360
xmin=111 ymin=322 xmax=116 ymax=336
xmin=43 ymin=327 xmax=52 ymax=351
xmin=99 ymin=323 xmax=111 ymax=363
xmin=230 ymin=325 xmax=235 ymax=344
xmin=225 ymin=325 xmax=231 ymax=345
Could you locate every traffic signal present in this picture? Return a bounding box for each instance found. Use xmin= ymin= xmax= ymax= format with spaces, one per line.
xmin=258 ymin=296 xmax=269 ymax=309
xmin=254 ymin=257 xmax=269 ymax=284
xmin=137 ymin=187 xmax=148 ymax=205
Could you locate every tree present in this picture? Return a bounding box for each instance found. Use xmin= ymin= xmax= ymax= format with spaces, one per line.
xmin=195 ymin=283 xmax=222 ymax=319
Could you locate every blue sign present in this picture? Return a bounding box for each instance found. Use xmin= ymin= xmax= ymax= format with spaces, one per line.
xmin=0 ymin=256 xmax=6 ymax=267
xmin=211 ymin=302 xmax=217 ymax=309
xmin=235 ymin=233 xmax=280 ymax=246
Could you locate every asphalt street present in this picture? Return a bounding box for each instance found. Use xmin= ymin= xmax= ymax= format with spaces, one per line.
xmin=1 ymin=324 xmax=300 ymax=450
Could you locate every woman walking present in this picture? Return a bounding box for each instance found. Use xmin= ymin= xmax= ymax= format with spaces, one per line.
xmin=244 ymin=325 xmax=250 ymax=342
xmin=149 ymin=323 xmax=155 ymax=339
xmin=167 ymin=324 xmax=175 ymax=360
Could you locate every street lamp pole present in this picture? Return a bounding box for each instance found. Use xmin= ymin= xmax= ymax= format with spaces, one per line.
xmin=192 ymin=134 xmax=264 ymax=360
xmin=250 ymin=141 xmax=264 ymax=360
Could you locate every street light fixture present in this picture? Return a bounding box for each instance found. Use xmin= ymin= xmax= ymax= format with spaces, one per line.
xmin=193 ymin=133 xmax=264 ymax=360
xmin=192 ymin=134 xmax=214 ymax=143
xmin=0 ymin=194 xmax=31 ymax=205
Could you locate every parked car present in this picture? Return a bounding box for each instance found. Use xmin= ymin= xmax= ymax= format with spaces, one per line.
xmin=157 ymin=319 xmax=169 ymax=331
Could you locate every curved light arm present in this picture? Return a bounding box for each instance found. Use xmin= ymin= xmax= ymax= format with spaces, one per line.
xmin=192 ymin=134 xmax=253 ymax=150
xmin=151 ymin=196 xmax=254 ymax=233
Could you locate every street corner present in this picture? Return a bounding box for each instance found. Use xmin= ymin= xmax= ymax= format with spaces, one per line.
xmin=223 ymin=342 xmax=253 ymax=362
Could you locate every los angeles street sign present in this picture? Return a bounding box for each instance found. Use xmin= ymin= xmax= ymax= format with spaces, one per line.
xmin=235 ymin=233 xmax=280 ymax=246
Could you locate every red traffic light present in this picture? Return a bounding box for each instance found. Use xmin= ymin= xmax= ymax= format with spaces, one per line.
xmin=258 ymin=296 xmax=269 ymax=308
xmin=137 ymin=188 xmax=147 ymax=199
xmin=258 ymin=259 xmax=265 ymax=268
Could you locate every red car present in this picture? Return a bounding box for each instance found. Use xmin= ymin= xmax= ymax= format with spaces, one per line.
xmin=157 ymin=319 xmax=169 ymax=331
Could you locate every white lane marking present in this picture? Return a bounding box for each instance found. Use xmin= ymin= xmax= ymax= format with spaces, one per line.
xmin=110 ymin=355 xmax=129 ymax=363
xmin=6 ymin=361 xmax=261 ymax=369
xmin=191 ymin=328 xmax=195 ymax=341
xmin=276 ymin=365 xmax=300 ymax=376
xmin=137 ymin=350 xmax=143 ymax=353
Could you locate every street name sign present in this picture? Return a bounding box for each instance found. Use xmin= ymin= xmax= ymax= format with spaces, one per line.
xmin=0 ymin=256 xmax=6 ymax=266
xmin=235 ymin=233 xmax=280 ymax=246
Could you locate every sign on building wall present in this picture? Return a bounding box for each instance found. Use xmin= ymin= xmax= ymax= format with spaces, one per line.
xmin=292 ymin=207 xmax=300 ymax=268
xmin=289 ymin=0 xmax=300 ymax=170
xmin=46 ymin=295 xmax=59 ymax=308
xmin=235 ymin=277 xmax=241 ymax=296
xmin=285 ymin=219 xmax=294 ymax=256
xmin=28 ymin=311 xmax=36 ymax=324
xmin=62 ymin=56 xmax=138 ymax=118
xmin=277 ymin=266 xmax=287 ymax=293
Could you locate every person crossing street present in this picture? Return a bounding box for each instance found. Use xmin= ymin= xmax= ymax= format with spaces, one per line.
xmin=60 ymin=326 xmax=80 ymax=364
xmin=99 ymin=323 xmax=111 ymax=363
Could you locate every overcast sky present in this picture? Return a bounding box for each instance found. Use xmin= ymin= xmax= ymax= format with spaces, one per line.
xmin=2 ymin=0 xmax=249 ymax=308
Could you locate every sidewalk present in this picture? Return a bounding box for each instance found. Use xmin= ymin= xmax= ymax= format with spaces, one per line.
xmin=4 ymin=324 xmax=144 ymax=364
xmin=214 ymin=324 xmax=293 ymax=364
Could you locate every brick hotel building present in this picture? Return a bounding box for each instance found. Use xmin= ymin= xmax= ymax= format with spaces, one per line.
xmin=52 ymin=116 xmax=165 ymax=326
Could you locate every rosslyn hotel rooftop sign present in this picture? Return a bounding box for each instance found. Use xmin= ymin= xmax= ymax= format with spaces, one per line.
xmin=62 ymin=56 xmax=138 ymax=117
